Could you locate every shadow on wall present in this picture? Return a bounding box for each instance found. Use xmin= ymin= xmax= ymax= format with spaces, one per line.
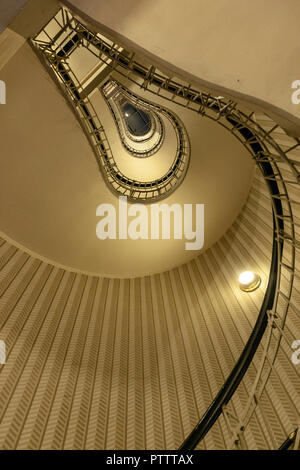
xmin=7 ymin=0 xmax=60 ymax=38
xmin=0 ymin=0 xmax=28 ymax=35
xmin=62 ymin=0 xmax=152 ymax=49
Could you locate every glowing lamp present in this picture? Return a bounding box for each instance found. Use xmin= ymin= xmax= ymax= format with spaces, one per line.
xmin=239 ymin=271 xmax=261 ymax=292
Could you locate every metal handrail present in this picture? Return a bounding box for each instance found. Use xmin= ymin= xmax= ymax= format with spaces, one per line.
xmin=31 ymin=8 xmax=300 ymax=449
xmin=101 ymin=79 xmax=166 ymax=158
xmin=31 ymin=24 xmax=190 ymax=203
xmin=278 ymin=429 xmax=298 ymax=450
xmin=179 ymin=214 xmax=280 ymax=449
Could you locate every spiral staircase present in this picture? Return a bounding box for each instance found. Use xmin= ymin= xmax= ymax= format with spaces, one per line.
xmin=0 ymin=1 xmax=299 ymax=450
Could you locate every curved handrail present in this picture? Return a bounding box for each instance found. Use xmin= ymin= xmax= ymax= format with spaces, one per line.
xmin=101 ymin=79 xmax=166 ymax=158
xmin=278 ymin=429 xmax=298 ymax=450
xmin=179 ymin=217 xmax=280 ymax=449
xmin=31 ymin=8 xmax=300 ymax=449
xmin=179 ymin=120 xmax=284 ymax=449
xmin=31 ymin=29 xmax=190 ymax=203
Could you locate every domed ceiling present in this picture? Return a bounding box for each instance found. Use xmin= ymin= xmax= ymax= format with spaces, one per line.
xmin=0 ymin=8 xmax=254 ymax=277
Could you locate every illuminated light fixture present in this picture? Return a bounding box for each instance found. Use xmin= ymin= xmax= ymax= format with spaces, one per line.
xmin=125 ymin=112 xmax=129 ymax=117
xmin=238 ymin=271 xmax=261 ymax=292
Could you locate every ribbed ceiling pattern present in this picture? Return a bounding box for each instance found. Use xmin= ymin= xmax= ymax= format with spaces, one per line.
xmin=0 ymin=170 xmax=299 ymax=449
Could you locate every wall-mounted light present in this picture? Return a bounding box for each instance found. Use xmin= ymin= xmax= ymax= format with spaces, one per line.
xmin=239 ymin=271 xmax=261 ymax=292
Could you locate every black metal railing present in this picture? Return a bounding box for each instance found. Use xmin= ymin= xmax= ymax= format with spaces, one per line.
xmin=31 ymin=8 xmax=300 ymax=449
xmin=278 ymin=429 xmax=298 ymax=450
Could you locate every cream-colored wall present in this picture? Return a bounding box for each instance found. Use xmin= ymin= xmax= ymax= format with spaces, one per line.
xmin=7 ymin=0 xmax=59 ymax=39
xmin=0 ymin=29 xmax=25 ymax=71
xmin=62 ymin=0 xmax=300 ymax=136
xmin=0 ymin=170 xmax=299 ymax=450
xmin=0 ymin=0 xmax=27 ymax=34
xmin=0 ymin=0 xmax=60 ymax=71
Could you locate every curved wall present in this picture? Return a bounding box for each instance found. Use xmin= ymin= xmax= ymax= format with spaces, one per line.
xmin=0 ymin=169 xmax=299 ymax=450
